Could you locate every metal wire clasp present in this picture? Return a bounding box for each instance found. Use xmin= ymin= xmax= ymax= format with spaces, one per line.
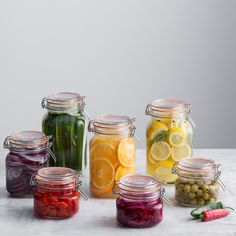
xmin=161 ymin=188 xmax=173 ymax=206
xmin=3 ymin=136 xmax=11 ymax=149
xmin=75 ymin=172 xmax=88 ymax=201
xmin=145 ymin=104 xmax=152 ymax=116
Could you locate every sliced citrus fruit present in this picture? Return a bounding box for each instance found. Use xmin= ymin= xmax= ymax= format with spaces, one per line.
xmin=150 ymin=141 xmax=171 ymax=162
xmin=118 ymin=138 xmax=135 ymax=167
xmin=147 ymin=121 xmax=168 ymax=140
xmin=90 ymin=143 xmax=117 ymax=167
xmin=153 ymin=161 xmax=176 ymax=183
xmin=115 ymin=166 xmax=135 ymax=181
xmin=168 ymin=127 xmax=187 ymax=147
xmin=171 ymin=144 xmax=192 ymax=161
xmin=91 ymin=158 xmax=115 ymax=190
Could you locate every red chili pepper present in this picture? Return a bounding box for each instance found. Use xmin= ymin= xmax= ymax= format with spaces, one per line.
xmin=200 ymin=209 xmax=230 ymax=221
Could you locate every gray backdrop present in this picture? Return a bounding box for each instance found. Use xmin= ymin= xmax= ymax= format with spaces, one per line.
xmin=0 ymin=0 xmax=235 ymax=148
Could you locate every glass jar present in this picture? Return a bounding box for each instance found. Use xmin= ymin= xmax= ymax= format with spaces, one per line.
xmin=88 ymin=114 xmax=136 ymax=198
xmin=172 ymin=156 xmax=223 ymax=206
xmin=34 ymin=167 xmax=87 ymax=219
xmin=114 ymin=174 xmax=163 ymax=228
xmin=145 ymin=99 xmax=194 ymax=183
xmin=42 ymin=92 xmax=87 ymax=172
xmin=3 ymin=131 xmax=51 ymax=197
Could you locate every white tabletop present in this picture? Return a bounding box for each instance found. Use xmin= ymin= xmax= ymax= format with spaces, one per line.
xmin=0 ymin=149 xmax=235 ymax=236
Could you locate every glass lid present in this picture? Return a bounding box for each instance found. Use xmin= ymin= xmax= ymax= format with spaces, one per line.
xmin=4 ymin=131 xmax=48 ymax=149
xmin=93 ymin=114 xmax=134 ymax=126
xmin=178 ymin=156 xmax=216 ymax=169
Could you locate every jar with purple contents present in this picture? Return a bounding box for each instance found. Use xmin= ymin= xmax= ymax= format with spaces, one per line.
xmin=3 ymin=131 xmax=53 ymax=197
xmin=114 ymin=174 xmax=164 ymax=228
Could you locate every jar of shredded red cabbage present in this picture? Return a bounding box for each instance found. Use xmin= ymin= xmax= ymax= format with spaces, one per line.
xmin=3 ymin=131 xmax=54 ymax=197
xmin=114 ymin=174 xmax=164 ymax=228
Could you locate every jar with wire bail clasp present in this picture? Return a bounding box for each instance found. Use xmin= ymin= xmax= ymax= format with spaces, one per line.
xmin=33 ymin=167 xmax=88 ymax=219
xmin=114 ymin=174 xmax=165 ymax=228
xmin=42 ymin=92 xmax=87 ymax=172
xmin=3 ymin=131 xmax=54 ymax=197
xmin=88 ymin=114 xmax=136 ymax=198
xmin=172 ymin=156 xmax=225 ymax=207
xmin=145 ymin=99 xmax=194 ymax=183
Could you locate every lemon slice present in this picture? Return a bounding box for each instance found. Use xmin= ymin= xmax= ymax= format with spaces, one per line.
xmin=91 ymin=158 xmax=115 ymax=190
xmin=171 ymin=144 xmax=192 ymax=161
xmin=115 ymin=166 xmax=135 ymax=181
xmin=150 ymin=141 xmax=171 ymax=162
xmin=168 ymin=127 xmax=187 ymax=147
xmin=153 ymin=161 xmax=176 ymax=182
xmin=118 ymin=138 xmax=136 ymax=167
xmin=148 ymin=121 xmax=168 ymax=140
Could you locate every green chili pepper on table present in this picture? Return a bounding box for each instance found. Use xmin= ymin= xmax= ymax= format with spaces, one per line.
xmin=190 ymin=202 xmax=234 ymax=219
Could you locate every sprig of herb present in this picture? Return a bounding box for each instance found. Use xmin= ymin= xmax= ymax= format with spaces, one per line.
xmin=150 ymin=130 xmax=168 ymax=146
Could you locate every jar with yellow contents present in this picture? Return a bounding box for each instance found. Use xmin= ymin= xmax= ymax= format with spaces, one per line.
xmin=88 ymin=115 xmax=136 ymax=198
xmin=145 ymin=99 xmax=194 ymax=183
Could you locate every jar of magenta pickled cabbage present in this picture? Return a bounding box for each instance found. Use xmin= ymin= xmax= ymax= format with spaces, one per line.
xmin=33 ymin=167 xmax=87 ymax=219
xmin=3 ymin=131 xmax=53 ymax=197
xmin=114 ymin=174 xmax=164 ymax=228
xmin=172 ymin=156 xmax=225 ymax=207
xmin=42 ymin=92 xmax=87 ymax=172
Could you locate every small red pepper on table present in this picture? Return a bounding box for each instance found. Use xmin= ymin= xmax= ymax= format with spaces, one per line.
xmin=199 ymin=209 xmax=230 ymax=222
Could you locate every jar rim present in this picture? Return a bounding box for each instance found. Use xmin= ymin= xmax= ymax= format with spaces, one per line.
xmin=4 ymin=131 xmax=49 ymax=150
xmin=42 ymin=92 xmax=85 ymax=111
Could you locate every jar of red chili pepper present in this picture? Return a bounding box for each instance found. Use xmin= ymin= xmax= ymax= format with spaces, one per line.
xmin=172 ymin=156 xmax=225 ymax=207
xmin=33 ymin=167 xmax=87 ymax=219
xmin=3 ymin=131 xmax=54 ymax=197
xmin=114 ymin=174 xmax=166 ymax=228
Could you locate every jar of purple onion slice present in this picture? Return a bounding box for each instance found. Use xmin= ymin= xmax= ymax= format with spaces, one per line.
xmin=3 ymin=131 xmax=54 ymax=197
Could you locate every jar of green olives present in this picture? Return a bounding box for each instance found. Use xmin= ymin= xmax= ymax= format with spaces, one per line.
xmin=172 ymin=156 xmax=224 ymax=207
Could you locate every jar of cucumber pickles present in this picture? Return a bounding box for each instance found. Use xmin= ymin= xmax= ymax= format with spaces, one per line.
xmin=88 ymin=115 xmax=136 ymax=198
xmin=172 ymin=156 xmax=224 ymax=206
xmin=145 ymin=99 xmax=194 ymax=183
xmin=42 ymin=92 xmax=87 ymax=172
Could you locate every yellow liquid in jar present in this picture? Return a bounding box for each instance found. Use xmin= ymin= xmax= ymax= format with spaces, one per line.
xmin=146 ymin=118 xmax=193 ymax=183
xmin=90 ymin=135 xmax=136 ymax=198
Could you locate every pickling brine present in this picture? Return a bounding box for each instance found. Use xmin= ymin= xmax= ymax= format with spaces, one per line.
xmin=145 ymin=99 xmax=194 ymax=183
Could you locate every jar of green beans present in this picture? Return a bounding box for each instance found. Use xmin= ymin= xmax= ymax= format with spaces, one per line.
xmin=172 ymin=156 xmax=225 ymax=207
xmin=42 ymin=92 xmax=87 ymax=172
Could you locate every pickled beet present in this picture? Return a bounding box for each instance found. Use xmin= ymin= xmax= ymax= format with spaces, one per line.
xmin=116 ymin=197 xmax=163 ymax=228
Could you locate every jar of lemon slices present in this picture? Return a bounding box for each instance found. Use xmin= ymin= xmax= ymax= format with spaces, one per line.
xmin=88 ymin=114 xmax=136 ymax=198
xmin=145 ymin=99 xmax=194 ymax=183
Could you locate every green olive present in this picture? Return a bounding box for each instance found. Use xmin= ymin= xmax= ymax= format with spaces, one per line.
xmin=184 ymin=184 xmax=191 ymax=193
xmin=198 ymin=198 xmax=205 ymax=205
xmin=191 ymin=184 xmax=198 ymax=192
xmin=196 ymin=189 xmax=203 ymax=197
xmin=209 ymin=197 xmax=216 ymax=204
xmin=209 ymin=185 xmax=216 ymax=194
xmin=202 ymin=185 xmax=210 ymax=193
xmin=177 ymin=184 xmax=185 ymax=192
xmin=196 ymin=181 xmax=204 ymax=186
xmin=188 ymin=192 xmax=196 ymax=199
xmin=203 ymin=193 xmax=210 ymax=200
xmin=190 ymin=199 xmax=197 ymax=205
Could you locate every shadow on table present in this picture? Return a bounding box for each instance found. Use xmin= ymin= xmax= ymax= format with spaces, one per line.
xmin=0 ymin=186 xmax=8 ymax=199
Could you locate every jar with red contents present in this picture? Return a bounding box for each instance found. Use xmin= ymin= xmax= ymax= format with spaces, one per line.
xmin=114 ymin=174 xmax=166 ymax=228
xmin=33 ymin=167 xmax=87 ymax=219
xmin=3 ymin=131 xmax=53 ymax=197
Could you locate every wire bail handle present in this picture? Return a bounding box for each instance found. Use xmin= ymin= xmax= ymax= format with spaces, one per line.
xmin=161 ymin=187 xmax=173 ymax=207
xmin=75 ymin=172 xmax=88 ymax=201
xmin=145 ymin=104 xmax=152 ymax=116
xmin=3 ymin=136 xmax=11 ymax=149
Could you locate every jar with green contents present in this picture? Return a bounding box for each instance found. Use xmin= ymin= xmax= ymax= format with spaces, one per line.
xmin=172 ymin=156 xmax=224 ymax=206
xmin=145 ymin=99 xmax=194 ymax=183
xmin=42 ymin=92 xmax=87 ymax=171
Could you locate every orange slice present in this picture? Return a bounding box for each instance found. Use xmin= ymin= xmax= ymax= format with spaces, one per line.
xmin=115 ymin=166 xmax=135 ymax=181
xmin=91 ymin=159 xmax=115 ymax=190
xmin=90 ymin=143 xmax=117 ymax=167
xmin=118 ymin=138 xmax=135 ymax=167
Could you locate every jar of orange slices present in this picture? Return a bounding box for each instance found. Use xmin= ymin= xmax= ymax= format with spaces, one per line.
xmin=88 ymin=114 xmax=136 ymax=198
xmin=145 ymin=99 xmax=194 ymax=183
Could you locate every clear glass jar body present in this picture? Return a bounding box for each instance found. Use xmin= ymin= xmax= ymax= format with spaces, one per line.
xmin=173 ymin=156 xmax=221 ymax=207
xmin=34 ymin=167 xmax=80 ymax=219
xmin=4 ymin=131 xmax=49 ymax=197
xmin=89 ymin=115 xmax=136 ymax=198
xmin=115 ymin=174 xmax=163 ymax=228
xmin=42 ymin=92 xmax=87 ymax=172
xmin=146 ymin=99 xmax=193 ymax=183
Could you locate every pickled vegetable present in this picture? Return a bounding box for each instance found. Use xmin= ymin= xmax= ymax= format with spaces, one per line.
xmin=175 ymin=177 xmax=219 ymax=206
xmin=90 ymin=136 xmax=135 ymax=198
xmin=147 ymin=119 xmax=192 ymax=183
xmin=42 ymin=112 xmax=87 ymax=171
xmin=116 ymin=197 xmax=163 ymax=228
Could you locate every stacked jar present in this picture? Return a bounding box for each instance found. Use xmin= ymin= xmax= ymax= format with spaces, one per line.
xmin=172 ymin=156 xmax=223 ymax=206
xmin=145 ymin=99 xmax=194 ymax=183
xmin=42 ymin=92 xmax=87 ymax=171
xmin=88 ymin=115 xmax=136 ymax=198
xmin=4 ymin=131 xmax=51 ymax=197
